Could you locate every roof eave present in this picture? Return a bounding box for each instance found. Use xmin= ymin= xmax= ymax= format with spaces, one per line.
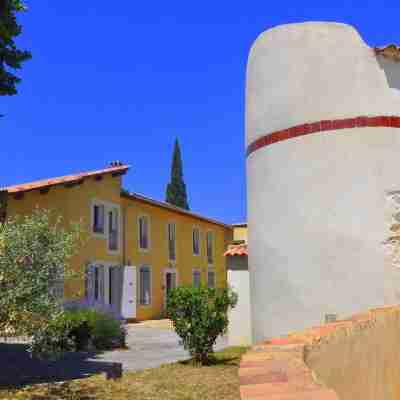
xmin=121 ymin=190 xmax=232 ymax=229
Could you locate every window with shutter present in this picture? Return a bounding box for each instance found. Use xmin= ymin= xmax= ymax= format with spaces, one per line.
xmin=206 ymin=231 xmax=214 ymax=264
xmin=192 ymin=269 xmax=201 ymax=288
xmin=139 ymin=266 xmax=152 ymax=305
xmin=168 ymin=223 xmax=176 ymax=261
xmin=94 ymin=266 xmax=100 ymax=301
xmin=93 ymin=204 xmax=105 ymax=234
xmin=108 ymin=208 xmax=119 ymax=251
xmin=193 ymin=228 xmax=200 ymax=255
xmin=139 ymin=216 xmax=149 ymax=250
xmin=207 ymin=269 xmax=216 ymax=288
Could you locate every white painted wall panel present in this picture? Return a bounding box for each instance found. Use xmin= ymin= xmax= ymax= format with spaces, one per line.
xmin=228 ymin=269 xmax=252 ymax=346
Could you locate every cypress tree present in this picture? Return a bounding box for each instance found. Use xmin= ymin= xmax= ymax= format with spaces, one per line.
xmin=0 ymin=1 xmax=31 ymax=97
xmin=166 ymin=139 xmax=189 ymax=210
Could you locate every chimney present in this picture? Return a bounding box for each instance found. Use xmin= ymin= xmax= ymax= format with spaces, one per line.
xmin=109 ymin=160 xmax=123 ymax=167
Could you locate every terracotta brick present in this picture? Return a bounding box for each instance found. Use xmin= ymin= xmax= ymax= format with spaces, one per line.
xmin=266 ymin=336 xmax=306 ymax=346
xmin=302 ymin=123 xmax=311 ymax=135
xmin=370 ymin=116 xmax=384 ymax=126
xmin=240 ymin=370 xmax=288 ymax=385
xmin=253 ymin=389 xmax=339 ymax=399
xmin=330 ymin=119 xmax=344 ymax=130
xmin=246 ymin=115 xmax=400 ymax=156
xmin=382 ymin=116 xmax=391 ymax=126
xmin=293 ymin=124 xmax=305 ymax=136
xmin=320 ymin=120 xmax=332 ymax=131
xmin=356 ymin=116 xmax=368 ymax=127
xmin=240 ymin=380 xmax=324 ymax=397
xmin=308 ymin=121 xmax=321 ymax=133
xmin=391 ymin=116 xmax=400 ymax=128
xmin=344 ymin=117 xmax=357 ymax=128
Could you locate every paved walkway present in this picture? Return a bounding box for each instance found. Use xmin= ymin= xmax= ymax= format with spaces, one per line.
xmin=90 ymin=321 xmax=228 ymax=372
xmin=0 ymin=320 xmax=227 ymax=387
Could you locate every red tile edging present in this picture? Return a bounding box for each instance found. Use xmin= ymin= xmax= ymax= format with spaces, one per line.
xmin=247 ymin=115 xmax=400 ymax=157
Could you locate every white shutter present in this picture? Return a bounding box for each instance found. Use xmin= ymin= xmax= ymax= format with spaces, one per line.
xmin=121 ymin=266 xmax=137 ymax=318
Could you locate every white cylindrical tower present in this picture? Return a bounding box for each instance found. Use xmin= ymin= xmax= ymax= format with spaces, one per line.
xmin=246 ymin=22 xmax=400 ymax=343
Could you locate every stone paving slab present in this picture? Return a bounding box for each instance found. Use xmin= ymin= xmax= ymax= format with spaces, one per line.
xmin=90 ymin=323 xmax=228 ymax=372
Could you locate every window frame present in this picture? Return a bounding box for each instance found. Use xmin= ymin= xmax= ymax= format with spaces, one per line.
xmin=138 ymin=214 xmax=151 ymax=252
xmin=192 ymin=226 xmax=200 ymax=256
xmin=94 ymin=265 xmax=100 ymax=301
xmin=139 ymin=265 xmax=152 ymax=306
xmin=207 ymin=268 xmax=216 ymax=289
xmin=167 ymin=222 xmax=177 ymax=263
xmin=107 ymin=207 xmax=120 ymax=253
xmin=86 ymin=261 xmax=118 ymax=306
xmin=206 ymin=230 xmax=214 ymax=265
xmin=90 ymin=199 xmax=121 ymax=255
xmin=192 ymin=268 xmax=201 ymax=288
xmin=91 ymin=201 xmax=106 ymax=237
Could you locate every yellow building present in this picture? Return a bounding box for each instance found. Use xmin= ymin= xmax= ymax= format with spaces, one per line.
xmin=1 ymin=163 xmax=232 ymax=321
xmin=232 ymin=223 xmax=248 ymax=243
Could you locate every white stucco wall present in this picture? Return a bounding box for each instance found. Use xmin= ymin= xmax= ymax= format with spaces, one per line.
xmin=246 ymin=22 xmax=400 ymax=343
xmin=228 ymin=264 xmax=252 ymax=346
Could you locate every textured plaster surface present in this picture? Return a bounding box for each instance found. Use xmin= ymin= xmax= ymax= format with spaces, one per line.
xmin=383 ymin=191 xmax=400 ymax=304
xmin=246 ymin=21 xmax=400 ymax=342
xmin=228 ymin=268 xmax=252 ymax=346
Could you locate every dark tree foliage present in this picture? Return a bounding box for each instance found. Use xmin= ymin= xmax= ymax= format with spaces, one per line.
xmin=166 ymin=139 xmax=190 ymax=210
xmin=0 ymin=0 xmax=31 ymax=96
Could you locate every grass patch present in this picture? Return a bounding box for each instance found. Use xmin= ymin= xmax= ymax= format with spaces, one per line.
xmin=0 ymin=346 xmax=248 ymax=400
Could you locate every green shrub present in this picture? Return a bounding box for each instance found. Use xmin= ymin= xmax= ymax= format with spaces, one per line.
xmin=166 ymin=286 xmax=237 ymax=365
xmin=29 ymin=311 xmax=81 ymax=359
xmin=30 ymin=308 xmax=126 ymax=359
xmin=88 ymin=310 xmax=126 ymax=350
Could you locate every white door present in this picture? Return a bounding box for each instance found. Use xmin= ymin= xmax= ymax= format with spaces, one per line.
xmin=121 ymin=266 xmax=137 ymax=319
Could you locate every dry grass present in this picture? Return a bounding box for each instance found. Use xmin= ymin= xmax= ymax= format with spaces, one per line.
xmin=0 ymin=347 xmax=248 ymax=400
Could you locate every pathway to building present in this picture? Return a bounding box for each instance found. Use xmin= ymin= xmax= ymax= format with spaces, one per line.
xmin=0 ymin=320 xmax=228 ymax=387
xmin=90 ymin=319 xmax=228 ymax=372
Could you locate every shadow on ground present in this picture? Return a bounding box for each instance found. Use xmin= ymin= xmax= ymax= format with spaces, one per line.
xmin=0 ymin=343 xmax=121 ymax=388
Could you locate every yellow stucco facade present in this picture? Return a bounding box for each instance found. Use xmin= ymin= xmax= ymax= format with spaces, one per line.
xmin=4 ymin=166 xmax=232 ymax=320
xmin=232 ymin=223 xmax=247 ymax=242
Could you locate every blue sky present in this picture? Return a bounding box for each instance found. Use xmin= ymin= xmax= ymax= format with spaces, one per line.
xmin=1 ymin=1 xmax=399 ymax=224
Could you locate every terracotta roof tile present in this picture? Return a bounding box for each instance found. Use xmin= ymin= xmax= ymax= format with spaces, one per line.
xmin=224 ymin=243 xmax=248 ymax=257
xmin=374 ymin=44 xmax=400 ymax=61
xmin=2 ymin=165 xmax=130 ymax=194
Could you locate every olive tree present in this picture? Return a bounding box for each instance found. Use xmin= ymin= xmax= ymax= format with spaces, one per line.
xmin=166 ymin=286 xmax=237 ymax=364
xmin=0 ymin=209 xmax=82 ymax=341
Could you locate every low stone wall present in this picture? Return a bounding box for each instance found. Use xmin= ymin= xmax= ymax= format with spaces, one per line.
xmin=239 ymin=305 xmax=400 ymax=399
